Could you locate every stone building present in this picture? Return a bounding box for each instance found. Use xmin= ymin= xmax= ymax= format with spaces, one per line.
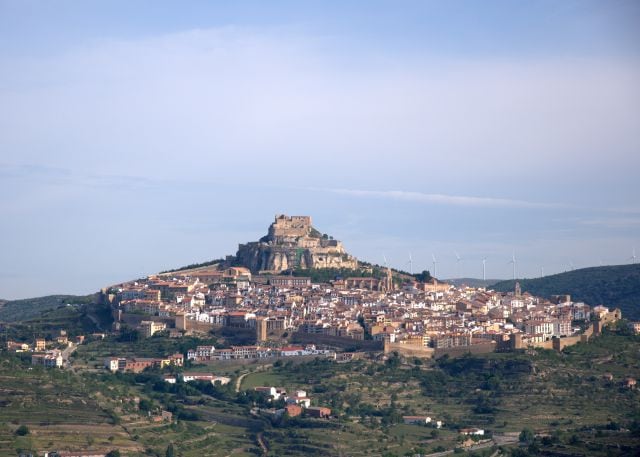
xmin=235 ymin=215 xmax=358 ymax=273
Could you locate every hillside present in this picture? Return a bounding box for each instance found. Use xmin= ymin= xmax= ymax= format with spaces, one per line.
xmin=491 ymin=264 xmax=640 ymax=320
xmin=3 ymin=332 xmax=638 ymax=456
xmin=446 ymin=278 xmax=503 ymax=288
xmin=0 ymin=294 xmax=98 ymax=322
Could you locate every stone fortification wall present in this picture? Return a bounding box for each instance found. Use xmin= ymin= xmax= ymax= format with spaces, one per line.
xmin=594 ymin=309 xmax=622 ymax=334
xmin=526 ymin=340 xmax=554 ymax=350
xmin=235 ymin=214 xmax=358 ymax=273
xmin=384 ymin=342 xmax=435 ymax=359
xmin=121 ymin=314 xmax=174 ymax=328
xmin=269 ymin=215 xmax=312 ymax=239
xmin=292 ymin=331 xmax=383 ymax=351
xmin=434 ymin=341 xmax=496 ymax=358
xmin=384 ymin=340 xmax=496 ymax=359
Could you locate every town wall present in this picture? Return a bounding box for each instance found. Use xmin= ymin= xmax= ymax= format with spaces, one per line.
xmin=527 ymin=340 xmax=554 ymax=350
xmin=593 ymin=309 xmax=622 ymax=335
xmin=292 ymin=331 xmax=383 ymax=351
xmin=185 ymin=320 xmax=217 ymax=334
xmin=384 ymin=342 xmax=434 ymax=359
xmin=434 ymin=341 xmax=496 ymax=358
xmin=121 ymin=314 xmax=174 ymax=328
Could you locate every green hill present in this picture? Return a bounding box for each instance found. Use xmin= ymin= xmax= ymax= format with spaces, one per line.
xmin=490 ymin=264 xmax=640 ymax=320
xmin=0 ymin=294 xmax=98 ymax=322
xmin=446 ymin=278 xmax=503 ymax=288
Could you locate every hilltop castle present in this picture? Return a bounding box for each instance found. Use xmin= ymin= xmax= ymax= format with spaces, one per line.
xmin=235 ymin=215 xmax=358 ymax=273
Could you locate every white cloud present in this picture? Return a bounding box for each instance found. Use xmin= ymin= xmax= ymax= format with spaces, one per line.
xmin=0 ymin=27 xmax=638 ymax=188
xmin=578 ymin=217 xmax=640 ymax=229
xmin=316 ymin=188 xmax=566 ymax=209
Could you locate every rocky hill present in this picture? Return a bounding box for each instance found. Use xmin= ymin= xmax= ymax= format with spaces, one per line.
xmin=235 ymin=215 xmax=358 ymax=273
xmin=491 ymin=263 xmax=640 ymax=320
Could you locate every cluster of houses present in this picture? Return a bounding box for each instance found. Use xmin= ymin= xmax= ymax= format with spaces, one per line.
xmin=163 ymin=372 xmax=231 ymax=385
xmin=5 ymin=331 xmax=87 ymax=369
xmin=253 ymin=386 xmax=332 ymax=419
xmin=106 ymin=266 xmax=630 ymax=358
xmin=104 ymin=353 xmax=184 ymax=373
xmin=31 ymin=351 xmax=64 ymax=368
xmin=186 ymin=344 xmax=334 ymax=362
xmin=402 ymin=415 xmax=444 ymax=428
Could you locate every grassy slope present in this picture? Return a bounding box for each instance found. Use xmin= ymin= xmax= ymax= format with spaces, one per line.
xmin=0 ymin=294 xmax=99 ymax=322
xmin=2 ymin=301 xmax=112 ymax=343
xmin=2 ymin=331 xmax=639 ymax=456
xmin=0 ymin=354 xmax=256 ymax=457
xmin=490 ymin=264 xmax=640 ymax=320
xmin=259 ymin=333 xmax=640 ymax=456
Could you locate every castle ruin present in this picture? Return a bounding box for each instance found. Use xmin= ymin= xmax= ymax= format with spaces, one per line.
xmin=235 ymin=215 xmax=358 ymax=273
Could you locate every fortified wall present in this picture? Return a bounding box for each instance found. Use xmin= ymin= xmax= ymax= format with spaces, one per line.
xmin=236 ymin=215 xmax=358 ymax=273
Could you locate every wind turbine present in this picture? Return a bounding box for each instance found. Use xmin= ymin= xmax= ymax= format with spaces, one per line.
xmin=540 ymin=266 xmax=544 ymax=277
xmin=383 ymin=255 xmax=388 ymax=268
xmin=407 ymin=252 xmax=413 ymax=275
xmin=482 ymin=257 xmax=487 ymax=281
xmin=454 ymin=251 xmax=463 ymax=278
xmin=508 ymin=252 xmax=517 ymax=280
xmin=432 ymin=254 xmax=438 ymax=278
xmin=568 ymin=260 xmax=574 ymax=271
xmin=629 ymin=247 xmax=637 ymax=264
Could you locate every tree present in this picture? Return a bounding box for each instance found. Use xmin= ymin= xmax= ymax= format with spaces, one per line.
xmin=165 ymin=443 xmax=175 ymax=457
xmin=415 ymin=270 xmax=432 ymax=282
xmin=14 ymin=425 xmax=29 ymax=436
xmin=106 ymin=451 xmax=121 ymax=457
xmin=519 ymin=427 xmax=535 ymax=444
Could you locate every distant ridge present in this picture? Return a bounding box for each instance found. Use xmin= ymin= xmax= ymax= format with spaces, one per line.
xmin=0 ymin=294 xmax=97 ymax=322
xmin=446 ymin=278 xmax=503 ymax=288
xmin=490 ymin=264 xmax=640 ymax=320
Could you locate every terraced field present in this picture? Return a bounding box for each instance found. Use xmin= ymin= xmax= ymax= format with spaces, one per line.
xmin=1 ymin=331 xmax=639 ymax=456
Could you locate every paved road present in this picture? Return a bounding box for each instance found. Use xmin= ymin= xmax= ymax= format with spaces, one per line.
xmin=61 ymin=342 xmax=77 ymax=369
xmin=256 ymin=431 xmax=269 ymax=456
xmin=235 ymin=372 xmax=249 ymax=392
xmin=235 ymin=364 xmax=273 ymax=392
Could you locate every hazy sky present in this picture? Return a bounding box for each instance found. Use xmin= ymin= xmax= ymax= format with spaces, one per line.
xmin=1 ymin=1 xmax=639 ymax=299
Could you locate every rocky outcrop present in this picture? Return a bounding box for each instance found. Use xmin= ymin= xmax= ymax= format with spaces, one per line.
xmin=235 ymin=215 xmax=358 ymax=273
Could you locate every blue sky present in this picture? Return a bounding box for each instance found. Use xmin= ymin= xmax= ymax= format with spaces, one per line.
xmin=1 ymin=1 xmax=639 ymax=298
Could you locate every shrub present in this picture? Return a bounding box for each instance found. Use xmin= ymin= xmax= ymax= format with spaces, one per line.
xmin=15 ymin=425 xmax=29 ymax=436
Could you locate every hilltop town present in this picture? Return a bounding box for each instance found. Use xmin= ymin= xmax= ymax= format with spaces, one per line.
xmin=100 ymin=215 xmax=627 ymax=362
xmin=2 ymin=215 xmax=639 ymax=457
xmin=0 ymin=215 xmax=640 ymax=457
